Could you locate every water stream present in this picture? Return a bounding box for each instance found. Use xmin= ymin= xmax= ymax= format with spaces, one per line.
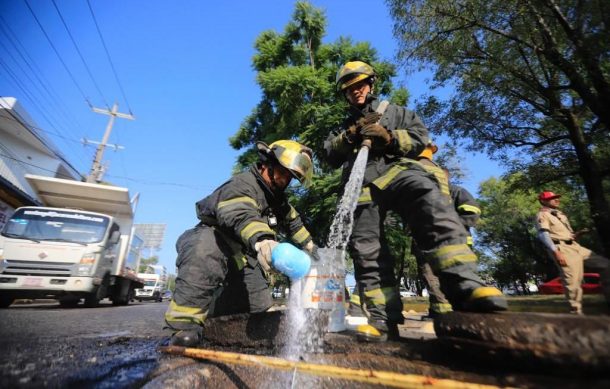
xmin=281 ymin=146 xmax=370 ymax=369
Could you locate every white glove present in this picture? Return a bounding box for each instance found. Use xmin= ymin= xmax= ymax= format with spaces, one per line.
xmin=254 ymin=239 xmax=278 ymax=272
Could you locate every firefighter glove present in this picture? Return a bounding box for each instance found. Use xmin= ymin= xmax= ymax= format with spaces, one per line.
xmin=304 ymin=240 xmax=321 ymax=262
xmin=361 ymin=123 xmax=392 ymax=149
xmin=343 ymin=124 xmax=360 ymax=144
xmin=255 ymin=239 xmax=278 ymax=272
xmin=357 ymin=112 xmax=382 ymax=128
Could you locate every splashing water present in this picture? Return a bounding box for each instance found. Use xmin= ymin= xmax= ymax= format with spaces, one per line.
xmin=327 ymin=146 xmax=370 ymax=249
xmin=279 ymin=146 xmax=369 ymax=381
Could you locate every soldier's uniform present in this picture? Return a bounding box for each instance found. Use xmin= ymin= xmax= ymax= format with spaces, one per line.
xmin=324 ymin=96 xmax=506 ymax=333
xmin=536 ymin=206 xmax=610 ymax=314
xmin=165 ymin=165 xmax=312 ymax=331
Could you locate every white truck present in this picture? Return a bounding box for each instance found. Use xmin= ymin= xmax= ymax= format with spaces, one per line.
xmin=0 ymin=174 xmax=144 ymax=308
xmin=135 ymin=268 xmax=167 ymax=302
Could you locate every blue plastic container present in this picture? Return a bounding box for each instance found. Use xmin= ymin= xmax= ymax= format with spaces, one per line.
xmin=271 ymin=242 xmax=311 ymax=279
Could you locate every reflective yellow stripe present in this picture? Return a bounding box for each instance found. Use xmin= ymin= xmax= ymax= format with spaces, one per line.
xmin=234 ymin=255 xmax=247 ymax=271
xmin=458 ymin=204 xmax=481 ymax=214
xmin=363 ymin=286 xmax=397 ymax=305
xmin=430 ymin=302 xmax=453 ymax=313
xmin=350 ymin=293 xmax=361 ymax=305
xmin=372 ymin=165 xmax=407 ymax=189
xmin=393 ymin=129 xmax=412 ymax=152
xmin=466 ymin=235 xmax=473 ymax=246
xmin=240 ymin=221 xmax=274 ymax=242
xmin=164 ymin=300 xmax=207 ymax=325
xmin=218 ymin=196 xmax=258 ymax=209
xmin=430 ymin=244 xmax=477 ymax=271
xmin=288 ymin=205 xmax=298 ymax=220
xmin=468 ymin=287 xmax=503 ymax=300
xmin=423 ymin=164 xmax=450 ymax=196
xmin=356 ymin=324 xmax=381 ymax=337
xmin=357 ymin=187 xmax=371 ymax=204
xmin=291 ymin=226 xmax=311 ymax=244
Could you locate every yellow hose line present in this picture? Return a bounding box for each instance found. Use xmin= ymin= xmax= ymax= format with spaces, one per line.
xmin=161 ymin=346 xmax=502 ymax=389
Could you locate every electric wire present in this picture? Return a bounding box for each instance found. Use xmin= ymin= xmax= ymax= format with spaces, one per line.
xmin=22 ymin=0 xmax=93 ymax=108
xmin=0 ymin=15 xmax=86 ymax=136
xmin=0 ymin=97 xmax=82 ymax=178
xmin=0 ymin=151 xmax=79 ymax=181
xmin=0 ymin=38 xmax=88 ymax=162
xmin=0 ymin=151 xmax=206 ymax=192
xmin=0 ymin=59 xmax=90 ymax=168
xmin=51 ymin=0 xmax=110 ymax=109
xmin=86 ymin=0 xmax=134 ymax=115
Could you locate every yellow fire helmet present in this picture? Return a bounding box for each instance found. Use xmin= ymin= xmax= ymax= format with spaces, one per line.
xmin=256 ymin=140 xmax=313 ymax=187
xmin=336 ymin=61 xmax=376 ymax=91
xmin=418 ymin=142 xmax=439 ymax=160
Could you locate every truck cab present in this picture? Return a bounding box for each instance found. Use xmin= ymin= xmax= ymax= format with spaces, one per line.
xmin=135 ymin=273 xmax=165 ymax=302
xmin=0 ymin=175 xmax=143 ymax=308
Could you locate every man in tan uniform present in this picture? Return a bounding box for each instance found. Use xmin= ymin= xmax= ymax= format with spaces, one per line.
xmin=536 ymin=191 xmax=610 ymax=314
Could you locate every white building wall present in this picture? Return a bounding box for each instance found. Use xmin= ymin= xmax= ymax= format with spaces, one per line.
xmin=0 ymin=97 xmax=81 ymax=203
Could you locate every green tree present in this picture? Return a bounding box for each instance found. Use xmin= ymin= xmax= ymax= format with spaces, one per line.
xmin=230 ymin=1 xmax=404 ymax=248
xmin=475 ymin=173 xmax=596 ymax=290
xmin=138 ymin=256 xmax=159 ymax=273
xmin=476 ymin=176 xmax=548 ymax=291
xmin=388 ymin=0 xmax=610 ymax=255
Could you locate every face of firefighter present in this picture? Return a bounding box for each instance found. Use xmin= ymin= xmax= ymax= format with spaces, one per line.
xmin=261 ymin=163 xmax=293 ymax=192
xmin=345 ymin=79 xmax=371 ymax=107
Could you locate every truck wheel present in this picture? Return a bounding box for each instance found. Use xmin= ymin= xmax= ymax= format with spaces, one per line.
xmin=84 ymin=279 xmax=108 ymax=308
xmin=113 ymin=288 xmax=134 ymax=306
xmin=0 ymin=296 xmax=14 ymax=308
xmin=59 ymin=297 xmax=80 ymax=308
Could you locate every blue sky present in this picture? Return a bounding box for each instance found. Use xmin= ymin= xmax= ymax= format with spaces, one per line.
xmin=0 ymin=0 xmax=500 ymax=273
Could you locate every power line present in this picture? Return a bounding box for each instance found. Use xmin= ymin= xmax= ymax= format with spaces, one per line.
xmin=22 ymin=0 xmax=93 ymax=108
xmin=0 ymin=15 xmax=86 ymax=135
xmin=0 ymin=59 xmax=90 ymax=168
xmin=86 ymin=0 xmax=134 ymax=116
xmin=0 ymin=96 xmax=83 ymax=177
xmin=0 ymin=151 xmax=205 ymax=192
xmin=51 ymin=0 xmax=110 ymax=109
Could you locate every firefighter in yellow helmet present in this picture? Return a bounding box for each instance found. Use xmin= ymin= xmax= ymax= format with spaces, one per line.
xmin=165 ymin=140 xmax=316 ymax=346
xmin=414 ymin=144 xmax=482 ymax=317
xmin=325 ymin=60 xmax=506 ymax=341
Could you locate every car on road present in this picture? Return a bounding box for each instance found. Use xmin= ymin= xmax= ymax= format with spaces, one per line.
xmin=161 ymin=290 xmax=172 ymax=301
xmin=538 ymin=273 xmax=602 ymax=295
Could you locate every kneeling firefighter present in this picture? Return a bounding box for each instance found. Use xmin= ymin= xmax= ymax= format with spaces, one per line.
xmin=165 ymin=140 xmax=316 ymax=346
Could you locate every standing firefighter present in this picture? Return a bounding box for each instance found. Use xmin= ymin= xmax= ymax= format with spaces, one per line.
xmin=414 ymin=145 xmax=481 ymax=316
xmin=535 ymin=191 xmax=610 ymax=314
xmin=325 ymin=60 xmax=506 ymax=341
xmin=165 ymin=140 xmax=315 ymax=346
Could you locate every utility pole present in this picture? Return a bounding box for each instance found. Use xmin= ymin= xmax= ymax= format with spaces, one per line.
xmin=86 ymin=102 xmax=134 ymax=183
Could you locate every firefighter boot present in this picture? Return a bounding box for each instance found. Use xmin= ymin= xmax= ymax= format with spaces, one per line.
xmin=170 ymin=329 xmax=202 ymax=347
xmin=356 ymin=320 xmax=399 ymax=342
xmin=460 ymin=287 xmax=508 ymax=312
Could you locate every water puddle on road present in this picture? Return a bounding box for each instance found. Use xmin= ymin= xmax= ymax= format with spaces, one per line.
xmin=63 ymin=337 xmax=161 ymax=389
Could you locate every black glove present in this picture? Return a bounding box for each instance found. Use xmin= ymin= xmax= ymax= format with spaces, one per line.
xmin=360 ymin=123 xmax=392 ymax=150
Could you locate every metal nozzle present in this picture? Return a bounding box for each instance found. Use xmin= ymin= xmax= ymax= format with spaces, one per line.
xmin=361 ymin=138 xmax=372 ymax=149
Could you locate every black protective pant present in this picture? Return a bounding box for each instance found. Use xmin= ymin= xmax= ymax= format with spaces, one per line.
xmin=349 ymin=165 xmax=487 ymax=324
xmin=164 ymin=225 xmax=272 ymax=331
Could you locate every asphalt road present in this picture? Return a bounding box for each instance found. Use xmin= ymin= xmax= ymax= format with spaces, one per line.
xmin=0 ymin=299 xmax=169 ymax=388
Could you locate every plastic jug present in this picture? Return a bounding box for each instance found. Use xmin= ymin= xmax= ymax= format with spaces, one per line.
xmin=271 ymin=242 xmax=311 ymax=279
xmin=301 ymin=247 xmax=346 ymax=332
